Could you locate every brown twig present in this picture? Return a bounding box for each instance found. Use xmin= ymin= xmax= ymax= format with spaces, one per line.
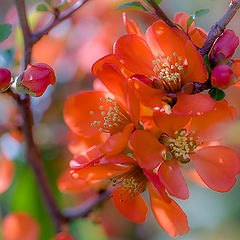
xmin=64 ymin=190 xmax=111 ymax=221
xmin=200 ymin=0 xmax=240 ymax=56
xmin=32 ymin=0 xmax=91 ymax=43
xmin=144 ymin=0 xmax=176 ymax=27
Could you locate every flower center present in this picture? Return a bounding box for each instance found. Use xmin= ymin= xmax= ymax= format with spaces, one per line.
xmin=152 ymin=52 xmax=186 ymax=93
xmin=110 ymin=166 xmax=147 ymax=202
xmin=90 ymin=97 xmax=132 ymax=134
xmin=168 ymin=129 xmax=203 ymax=163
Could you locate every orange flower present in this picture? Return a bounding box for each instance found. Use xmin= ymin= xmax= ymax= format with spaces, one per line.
xmin=113 ymin=19 xmax=215 ymax=115
xmin=130 ymin=100 xmax=240 ymax=200
xmin=64 ymin=58 xmax=140 ymax=167
xmin=71 ymin=154 xmax=190 ymax=237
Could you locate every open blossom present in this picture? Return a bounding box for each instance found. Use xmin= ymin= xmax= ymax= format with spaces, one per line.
xmin=16 ymin=63 xmax=56 ymax=97
xmin=111 ymin=19 xmax=215 ymax=115
xmin=70 ymin=154 xmax=190 ymax=237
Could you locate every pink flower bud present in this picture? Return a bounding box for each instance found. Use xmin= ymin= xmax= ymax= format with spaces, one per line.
xmin=211 ymin=64 xmax=233 ymax=89
xmin=210 ymin=30 xmax=239 ymax=64
xmin=0 ymin=68 xmax=11 ymax=91
xmin=17 ymin=63 xmax=56 ymax=97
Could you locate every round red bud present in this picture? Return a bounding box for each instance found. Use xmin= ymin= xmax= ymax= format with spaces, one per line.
xmin=0 ymin=68 xmax=11 ymax=91
xmin=211 ymin=64 xmax=234 ymax=89
xmin=17 ymin=63 xmax=56 ymax=97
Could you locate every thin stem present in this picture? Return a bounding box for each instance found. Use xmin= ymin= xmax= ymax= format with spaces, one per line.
xmin=144 ymin=0 xmax=176 ymax=27
xmin=15 ymin=0 xmax=32 ymax=69
xmin=33 ymin=0 xmax=91 ymax=43
xmin=64 ymin=190 xmax=111 ymax=221
xmin=200 ymin=0 xmax=240 ymax=56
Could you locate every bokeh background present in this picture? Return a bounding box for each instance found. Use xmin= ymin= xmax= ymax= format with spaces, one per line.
xmin=0 ymin=0 xmax=240 ymax=239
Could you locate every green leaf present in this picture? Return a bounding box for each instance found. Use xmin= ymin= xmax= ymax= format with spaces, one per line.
xmin=209 ymin=87 xmax=225 ymax=101
xmin=203 ymin=55 xmax=212 ymax=74
xmin=0 ymin=24 xmax=12 ymax=42
xmin=116 ymin=1 xmax=149 ymax=12
xmin=187 ymin=9 xmax=209 ymax=32
xmin=175 ymin=23 xmax=185 ymax=33
xmin=36 ymin=3 xmax=50 ymax=12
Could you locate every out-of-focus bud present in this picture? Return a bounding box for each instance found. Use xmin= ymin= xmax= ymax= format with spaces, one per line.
xmin=3 ymin=212 xmax=39 ymax=240
xmin=0 ymin=68 xmax=11 ymax=91
xmin=16 ymin=63 xmax=56 ymax=97
xmin=211 ymin=64 xmax=234 ymax=89
xmin=210 ymin=30 xmax=239 ymax=65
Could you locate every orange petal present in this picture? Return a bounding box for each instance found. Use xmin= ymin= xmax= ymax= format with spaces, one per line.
xmin=123 ymin=12 xmax=143 ymax=36
xmin=130 ymin=130 xmax=164 ymax=170
xmin=153 ymin=110 xmax=190 ymax=136
xmin=189 ymin=27 xmax=207 ymax=48
xmin=172 ymin=93 xmax=216 ymax=116
xmin=146 ymin=20 xmax=207 ymax=84
xmin=92 ymin=63 xmax=127 ymax=107
xmin=130 ymin=76 xmax=164 ymax=108
xmin=68 ymin=131 xmax=105 ymax=156
xmin=63 ymin=91 xmax=111 ymax=137
xmin=3 ymin=212 xmax=39 ymax=240
xmin=112 ymin=187 xmax=148 ymax=223
xmin=183 ymin=168 xmax=208 ymax=188
xmin=0 ymin=155 xmax=14 ymax=194
xmin=100 ymin=123 xmax=134 ymax=156
xmin=71 ymin=164 xmax=130 ymax=181
xmin=92 ymin=54 xmax=133 ymax=79
xmin=51 ymin=232 xmax=74 ymax=240
xmin=232 ymin=59 xmax=240 ymax=87
xmin=58 ymin=170 xmax=96 ymax=194
xmin=158 ymin=160 xmax=189 ymax=200
xmin=191 ymin=146 xmax=240 ymax=192
xmin=174 ymin=12 xmax=194 ymax=32
xmin=100 ymin=154 xmax=137 ymax=165
xmin=190 ymin=99 xmax=237 ymax=141
xmin=148 ymin=183 xmax=190 ymax=238
xmin=143 ymin=169 xmax=171 ymax=203
xmin=114 ymin=34 xmax=155 ymax=76
xmin=70 ymin=144 xmax=104 ymax=169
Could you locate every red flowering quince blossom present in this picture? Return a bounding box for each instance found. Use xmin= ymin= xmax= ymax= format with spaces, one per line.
xmin=70 ymin=154 xmax=190 ymax=237
xmin=113 ymin=19 xmax=215 ymax=115
xmin=129 ymin=100 xmax=240 ymax=201
xmin=16 ymin=63 xmax=56 ymax=97
xmin=0 ymin=68 xmax=12 ymax=91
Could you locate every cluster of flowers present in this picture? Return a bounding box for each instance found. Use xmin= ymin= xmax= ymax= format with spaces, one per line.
xmin=63 ymin=13 xmax=240 ymax=237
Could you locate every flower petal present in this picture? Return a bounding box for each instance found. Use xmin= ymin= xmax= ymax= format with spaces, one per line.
xmin=190 ymin=99 xmax=237 ymax=141
xmin=172 ymin=93 xmax=216 ymax=116
xmin=148 ymin=183 xmax=190 ymax=238
xmin=123 ymin=12 xmax=143 ymax=36
xmin=189 ymin=27 xmax=207 ymax=48
xmin=100 ymin=123 xmax=134 ymax=155
xmin=232 ymin=59 xmax=240 ymax=87
xmin=130 ymin=76 xmax=164 ymax=108
xmin=191 ymin=146 xmax=240 ymax=192
xmin=114 ymin=34 xmax=155 ymax=76
xmin=112 ymin=187 xmax=148 ymax=223
xmin=64 ymin=91 xmax=111 ymax=137
xmin=158 ymin=160 xmax=189 ymax=200
xmin=174 ymin=12 xmax=195 ymax=32
xmin=153 ymin=110 xmax=190 ymax=136
xmin=130 ymin=130 xmax=164 ymax=170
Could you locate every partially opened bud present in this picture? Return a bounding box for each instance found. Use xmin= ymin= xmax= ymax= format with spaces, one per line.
xmin=2 ymin=212 xmax=39 ymax=240
xmin=210 ymin=30 xmax=239 ymax=65
xmin=51 ymin=232 xmax=75 ymax=240
xmin=211 ymin=64 xmax=234 ymax=89
xmin=17 ymin=63 xmax=56 ymax=97
xmin=0 ymin=68 xmax=11 ymax=91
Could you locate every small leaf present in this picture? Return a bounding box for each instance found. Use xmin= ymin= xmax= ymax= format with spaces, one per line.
xmin=175 ymin=23 xmax=185 ymax=33
xmin=36 ymin=4 xmax=50 ymax=12
xmin=203 ymin=55 xmax=212 ymax=74
xmin=116 ymin=1 xmax=149 ymax=12
xmin=187 ymin=9 xmax=209 ymax=32
xmin=209 ymin=87 xmax=225 ymax=101
xmin=0 ymin=24 xmax=12 ymax=42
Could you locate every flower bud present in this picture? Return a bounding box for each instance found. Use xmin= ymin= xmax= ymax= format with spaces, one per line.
xmin=211 ymin=64 xmax=233 ymax=89
xmin=0 ymin=68 xmax=11 ymax=91
xmin=17 ymin=63 xmax=56 ymax=97
xmin=210 ymin=30 xmax=239 ymax=65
